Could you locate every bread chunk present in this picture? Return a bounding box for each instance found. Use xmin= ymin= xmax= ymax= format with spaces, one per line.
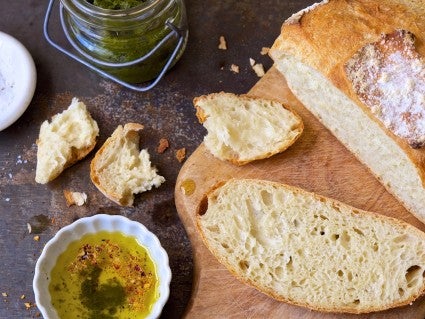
xmin=194 ymin=92 xmax=303 ymax=165
xmin=35 ymin=98 xmax=99 ymax=184
xmin=269 ymin=0 xmax=425 ymax=222
xmin=197 ymin=179 xmax=425 ymax=314
xmin=90 ymin=123 xmax=165 ymax=206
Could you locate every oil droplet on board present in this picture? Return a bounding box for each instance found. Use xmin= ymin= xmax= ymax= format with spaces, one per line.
xmin=180 ymin=179 xmax=196 ymax=196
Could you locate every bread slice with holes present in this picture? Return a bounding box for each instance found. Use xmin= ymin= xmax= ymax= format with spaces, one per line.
xmin=90 ymin=123 xmax=165 ymax=206
xmin=193 ymin=92 xmax=303 ymax=165
xmin=197 ymin=179 xmax=425 ymax=314
xmin=269 ymin=0 xmax=425 ymax=223
xmin=35 ymin=98 xmax=99 ymax=184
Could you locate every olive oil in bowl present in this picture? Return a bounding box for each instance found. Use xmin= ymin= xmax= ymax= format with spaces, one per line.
xmin=49 ymin=231 xmax=158 ymax=318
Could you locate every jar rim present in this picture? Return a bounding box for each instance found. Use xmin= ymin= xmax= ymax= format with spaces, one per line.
xmin=62 ymin=0 xmax=165 ymax=19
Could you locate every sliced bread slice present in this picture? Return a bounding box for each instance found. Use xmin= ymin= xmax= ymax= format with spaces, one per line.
xmin=90 ymin=123 xmax=165 ymax=206
xmin=194 ymin=92 xmax=303 ymax=165
xmin=35 ymin=98 xmax=99 ymax=184
xmin=197 ymin=179 xmax=425 ymax=314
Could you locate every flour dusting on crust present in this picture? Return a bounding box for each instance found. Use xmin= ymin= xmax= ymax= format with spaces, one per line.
xmin=345 ymin=30 xmax=425 ymax=148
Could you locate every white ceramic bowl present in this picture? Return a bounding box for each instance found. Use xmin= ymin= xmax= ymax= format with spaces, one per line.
xmin=0 ymin=31 xmax=36 ymax=131
xmin=33 ymin=214 xmax=171 ymax=319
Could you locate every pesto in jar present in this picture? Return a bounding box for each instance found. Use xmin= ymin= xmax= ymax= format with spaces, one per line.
xmin=49 ymin=231 xmax=158 ymax=319
xmin=61 ymin=0 xmax=188 ymax=83
xmin=87 ymin=0 xmax=146 ymax=10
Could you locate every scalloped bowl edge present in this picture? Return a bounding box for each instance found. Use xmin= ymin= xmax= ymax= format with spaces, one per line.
xmin=33 ymin=214 xmax=171 ymax=319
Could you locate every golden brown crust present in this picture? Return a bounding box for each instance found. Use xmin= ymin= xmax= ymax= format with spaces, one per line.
xmin=193 ymin=96 xmax=207 ymax=123
xmin=269 ymin=0 xmax=425 ymax=184
xmin=69 ymin=143 xmax=96 ymax=167
xmin=63 ymin=189 xmax=75 ymax=206
xmin=196 ymin=178 xmax=425 ymax=313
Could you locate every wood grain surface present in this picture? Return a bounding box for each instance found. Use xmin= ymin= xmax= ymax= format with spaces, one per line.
xmin=174 ymin=67 xmax=425 ymax=319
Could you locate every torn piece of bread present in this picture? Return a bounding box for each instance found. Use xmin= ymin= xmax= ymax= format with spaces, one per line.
xmin=64 ymin=190 xmax=87 ymax=207
xmin=194 ymin=92 xmax=303 ymax=165
xmin=90 ymin=123 xmax=165 ymax=206
xmin=35 ymin=98 xmax=99 ymax=184
xmin=269 ymin=0 xmax=425 ymax=222
xmin=197 ymin=179 xmax=425 ymax=314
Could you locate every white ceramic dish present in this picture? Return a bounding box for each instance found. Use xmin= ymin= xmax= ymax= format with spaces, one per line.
xmin=33 ymin=214 xmax=171 ymax=319
xmin=0 ymin=31 xmax=36 ymax=131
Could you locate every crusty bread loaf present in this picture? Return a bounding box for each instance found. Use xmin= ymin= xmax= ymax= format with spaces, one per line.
xmin=197 ymin=179 xmax=425 ymax=314
xmin=35 ymin=98 xmax=99 ymax=184
xmin=90 ymin=123 xmax=165 ymax=206
xmin=193 ymin=92 xmax=303 ymax=165
xmin=269 ymin=0 xmax=425 ymax=222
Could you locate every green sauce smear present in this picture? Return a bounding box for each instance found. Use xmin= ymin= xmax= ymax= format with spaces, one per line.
xmin=87 ymin=0 xmax=146 ymax=10
xmin=71 ymin=0 xmax=187 ymax=83
xmin=80 ymin=266 xmax=126 ymax=319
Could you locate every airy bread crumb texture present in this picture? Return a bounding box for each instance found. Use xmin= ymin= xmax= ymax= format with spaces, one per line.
xmin=194 ymin=92 xmax=303 ymax=165
xmin=198 ymin=179 xmax=425 ymax=314
xmin=35 ymin=98 xmax=99 ymax=184
xmin=274 ymin=55 xmax=425 ymax=223
xmin=90 ymin=123 xmax=165 ymax=206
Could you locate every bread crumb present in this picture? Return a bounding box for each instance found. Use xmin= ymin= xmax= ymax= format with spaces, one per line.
xmin=1 ymin=293 xmax=7 ymax=297
xmin=230 ymin=64 xmax=239 ymax=73
xmin=64 ymin=190 xmax=87 ymax=207
xmin=260 ymin=47 xmax=270 ymax=55
xmin=252 ymin=63 xmax=265 ymax=77
xmin=156 ymin=138 xmax=169 ymax=154
xmin=249 ymin=58 xmax=265 ymax=77
xmin=20 ymin=295 xmax=25 ymax=300
xmin=33 ymin=235 xmax=40 ymax=241
xmin=218 ymin=36 xmax=227 ymax=50
xmin=176 ymin=148 xmax=186 ymax=163
xmin=24 ymin=302 xmax=32 ymax=310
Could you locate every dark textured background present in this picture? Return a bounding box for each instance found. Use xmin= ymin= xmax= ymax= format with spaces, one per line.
xmin=0 ymin=0 xmax=314 ymax=318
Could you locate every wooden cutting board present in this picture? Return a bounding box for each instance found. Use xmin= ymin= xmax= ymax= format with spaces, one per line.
xmin=174 ymin=67 xmax=425 ymax=319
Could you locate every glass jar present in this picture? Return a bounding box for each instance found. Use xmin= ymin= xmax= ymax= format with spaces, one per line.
xmin=59 ymin=0 xmax=188 ymax=84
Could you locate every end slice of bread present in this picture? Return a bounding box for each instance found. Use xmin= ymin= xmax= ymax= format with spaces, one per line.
xmin=197 ymin=179 xmax=425 ymax=314
xmin=268 ymin=0 xmax=425 ymax=226
xmin=90 ymin=123 xmax=165 ymax=206
xmin=193 ymin=92 xmax=303 ymax=165
xmin=35 ymin=98 xmax=99 ymax=184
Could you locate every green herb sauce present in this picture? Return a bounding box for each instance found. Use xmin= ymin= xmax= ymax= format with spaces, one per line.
xmin=66 ymin=0 xmax=188 ymax=83
xmin=87 ymin=0 xmax=145 ymax=10
xmin=49 ymin=231 xmax=158 ymax=319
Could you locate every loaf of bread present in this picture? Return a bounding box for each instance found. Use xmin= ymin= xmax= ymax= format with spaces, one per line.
xmin=197 ymin=179 xmax=425 ymax=313
xmin=90 ymin=123 xmax=165 ymax=206
xmin=194 ymin=92 xmax=303 ymax=165
xmin=35 ymin=98 xmax=99 ymax=184
xmin=269 ymin=0 xmax=425 ymax=222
